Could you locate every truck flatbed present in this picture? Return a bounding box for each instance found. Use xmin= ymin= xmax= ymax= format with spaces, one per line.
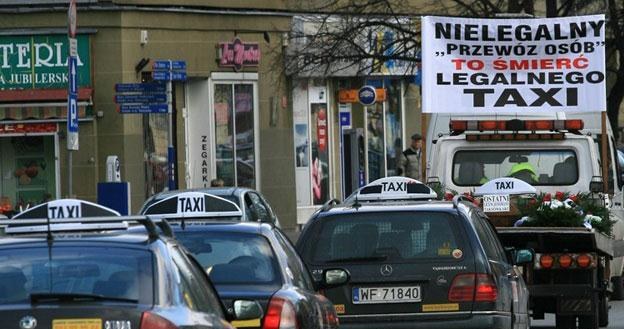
xmin=496 ymin=226 xmax=624 ymax=258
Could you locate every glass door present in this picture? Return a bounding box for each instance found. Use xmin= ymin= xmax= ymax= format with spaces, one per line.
xmin=213 ymin=82 xmax=257 ymax=188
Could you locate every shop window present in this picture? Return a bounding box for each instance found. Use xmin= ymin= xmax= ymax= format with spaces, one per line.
xmin=213 ymin=83 xmax=256 ymax=188
xmin=144 ymin=115 xmax=168 ymax=196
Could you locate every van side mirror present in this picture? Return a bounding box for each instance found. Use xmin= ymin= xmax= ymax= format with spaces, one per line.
xmin=590 ymin=176 xmax=604 ymax=193
xmin=514 ymin=249 xmax=534 ymax=265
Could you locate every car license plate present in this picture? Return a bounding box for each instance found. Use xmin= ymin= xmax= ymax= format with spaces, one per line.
xmin=53 ymin=319 xmax=102 ymax=329
xmin=352 ymin=286 xmax=421 ymax=304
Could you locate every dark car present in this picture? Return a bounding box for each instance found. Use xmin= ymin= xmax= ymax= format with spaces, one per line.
xmin=296 ymin=177 xmax=533 ymax=329
xmin=140 ymin=187 xmax=280 ymax=226
xmin=135 ymin=192 xmax=341 ymax=329
xmin=0 ymin=200 xmax=261 ymax=329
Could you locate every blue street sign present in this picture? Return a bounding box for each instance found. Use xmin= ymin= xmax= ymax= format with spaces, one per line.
xmin=153 ymin=60 xmax=186 ymax=71
xmin=118 ymin=104 xmax=168 ymax=114
xmin=152 ymin=71 xmax=187 ymax=81
xmin=115 ymin=94 xmax=167 ymax=104
xmin=358 ymin=85 xmax=377 ymax=106
xmin=69 ymin=56 xmax=77 ymax=94
xmin=339 ymin=112 xmax=351 ymax=127
xmin=115 ymin=83 xmax=166 ymax=93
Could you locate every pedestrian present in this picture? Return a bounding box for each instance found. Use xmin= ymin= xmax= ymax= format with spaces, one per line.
xmin=210 ymin=178 xmax=224 ymax=187
xmin=398 ymin=133 xmax=423 ymax=181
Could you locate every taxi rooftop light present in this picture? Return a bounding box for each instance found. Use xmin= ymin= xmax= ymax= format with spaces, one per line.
xmin=450 ymin=119 xmax=584 ymax=135
xmin=350 ymin=176 xmax=437 ymax=202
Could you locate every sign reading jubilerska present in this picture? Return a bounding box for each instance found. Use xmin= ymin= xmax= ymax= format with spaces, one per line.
xmin=422 ymin=15 xmax=606 ymax=114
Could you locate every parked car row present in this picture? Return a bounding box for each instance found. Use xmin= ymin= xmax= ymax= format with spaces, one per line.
xmin=0 ymin=177 xmax=533 ymax=329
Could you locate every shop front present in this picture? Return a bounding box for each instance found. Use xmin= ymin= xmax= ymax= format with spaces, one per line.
xmin=0 ymin=33 xmax=93 ymax=216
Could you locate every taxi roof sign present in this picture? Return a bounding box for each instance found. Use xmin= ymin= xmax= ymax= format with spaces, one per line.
xmin=473 ymin=177 xmax=537 ymax=196
xmin=12 ymin=199 xmax=121 ymax=219
xmin=142 ymin=192 xmax=243 ymax=218
xmin=354 ymin=176 xmax=437 ymax=201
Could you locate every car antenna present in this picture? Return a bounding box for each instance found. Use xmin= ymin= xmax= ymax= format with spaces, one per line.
xmin=46 ymin=215 xmax=54 ymax=295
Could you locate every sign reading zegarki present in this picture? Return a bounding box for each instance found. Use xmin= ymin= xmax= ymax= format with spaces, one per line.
xmin=421 ymin=15 xmax=606 ymax=114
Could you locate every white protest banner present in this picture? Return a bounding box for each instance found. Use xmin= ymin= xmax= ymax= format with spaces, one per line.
xmin=422 ymin=15 xmax=606 ymax=114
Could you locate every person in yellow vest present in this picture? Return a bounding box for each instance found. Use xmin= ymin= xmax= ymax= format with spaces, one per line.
xmin=508 ymin=162 xmax=539 ymax=184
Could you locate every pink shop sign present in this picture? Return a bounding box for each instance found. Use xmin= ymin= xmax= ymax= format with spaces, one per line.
xmin=218 ymin=38 xmax=261 ymax=71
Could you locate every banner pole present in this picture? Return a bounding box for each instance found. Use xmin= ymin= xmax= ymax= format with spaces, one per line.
xmin=601 ymin=111 xmax=609 ymax=193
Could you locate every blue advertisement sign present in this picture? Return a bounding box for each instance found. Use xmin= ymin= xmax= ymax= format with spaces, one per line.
xmin=118 ymin=104 xmax=168 ymax=114
xmin=115 ymin=94 xmax=167 ymax=104
xmin=153 ymin=60 xmax=186 ymax=71
xmin=358 ymin=85 xmax=377 ymax=106
xmin=115 ymin=82 xmax=166 ymax=93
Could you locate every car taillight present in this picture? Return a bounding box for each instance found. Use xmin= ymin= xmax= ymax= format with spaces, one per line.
xmin=263 ymin=297 xmax=298 ymax=329
xmin=540 ymin=255 xmax=555 ymax=269
xmin=558 ymin=254 xmax=573 ymax=268
xmin=140 ymin=312 xmax=178 ymax=329
xmin=448 ymin=274 xmax=475 ymax=302
xmin=449 ymin=273 xmax=498 ymax=302
xmin=475 ymin=274 xmax=498 ymax=302
xmin=577 ymin=254 xmax=592 ymax=268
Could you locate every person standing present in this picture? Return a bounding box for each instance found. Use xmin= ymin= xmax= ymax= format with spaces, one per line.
xmin=398 ymin=133 xmax=423 ymax=181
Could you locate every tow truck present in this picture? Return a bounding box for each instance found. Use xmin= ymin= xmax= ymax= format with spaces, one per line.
xmin=426 ymin=115 xmax=624 ymax=329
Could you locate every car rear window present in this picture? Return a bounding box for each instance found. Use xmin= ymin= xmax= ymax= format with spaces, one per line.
xmin=310 ymin=211 xmax=466 ymax=264
xmin=175 ymin=231 xmax=281 ymax=285
xmin=0 ymin=246 xmax=153 ymax=305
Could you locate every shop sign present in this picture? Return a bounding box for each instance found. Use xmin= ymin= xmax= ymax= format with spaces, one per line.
xmin=218 ymin=38 xmax=261 ymax=71
xmin=0 ymin=34 xmax=91 ymax=90
xmin=339 ymin=88 xmax=387 ymax=103
xmin=0 ymin=123 xmax=57 ymax=134
xmin=316 ymin=108 xmax=327 ymax=152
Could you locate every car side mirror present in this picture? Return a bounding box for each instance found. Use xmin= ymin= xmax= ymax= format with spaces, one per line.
xmin=232 ymin=300 xmax=263 ymax=321
xmin=514 ymin=249 xmax=534 ymax=265
xmin=316 ymin=269 xmax=350 ymax=290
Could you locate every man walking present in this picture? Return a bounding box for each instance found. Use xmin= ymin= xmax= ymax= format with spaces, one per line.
xmin=398 ymin=133 xmax=423 ymax=181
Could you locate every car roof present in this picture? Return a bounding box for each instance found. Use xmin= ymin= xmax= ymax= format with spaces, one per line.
xmin=310 ymin=200 xmax=475 ymax=223
xmin=0 ymin=231 xmax=161 ymax=247
xmin=168 ymin=220 xmax=274 ymax=235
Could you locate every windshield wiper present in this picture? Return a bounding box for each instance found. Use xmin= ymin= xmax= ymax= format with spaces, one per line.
xmin=30 ymin=292 xmax=138 ymax=304
xmin=325 ymin=255 xmax=388 ymax=263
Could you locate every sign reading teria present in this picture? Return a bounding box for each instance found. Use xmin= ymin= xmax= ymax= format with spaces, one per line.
xmin=422 ymin=15 xmax=606 ymax=113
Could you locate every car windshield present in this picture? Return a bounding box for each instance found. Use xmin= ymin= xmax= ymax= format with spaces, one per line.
xmin=452 ymin=149 xmax=578 ymax=186
xmin=311 ymin=211 xmax=465 ymax=263
xmin=175 ymin=231 xmax=281 ymax=285
xmin=0 ymin=246 xmax=153 ymax=305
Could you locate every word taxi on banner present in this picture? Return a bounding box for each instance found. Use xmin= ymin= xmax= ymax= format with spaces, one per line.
xmin=421 ymin=15 xmax=606 ymax=114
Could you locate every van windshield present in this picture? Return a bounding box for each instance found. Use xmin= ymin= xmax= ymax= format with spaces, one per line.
xmin=452 ymin=150 xmax=578 ymax=186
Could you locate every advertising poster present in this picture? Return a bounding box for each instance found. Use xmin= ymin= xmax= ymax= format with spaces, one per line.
xmin=311 ymin=104 xmax=329 ymax=205
xmin=422 ymin=15 xmax=606 ymax=113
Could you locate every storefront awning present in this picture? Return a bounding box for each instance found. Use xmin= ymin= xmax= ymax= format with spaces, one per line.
xmin=0 ymin=88 xmax=93 ymax=122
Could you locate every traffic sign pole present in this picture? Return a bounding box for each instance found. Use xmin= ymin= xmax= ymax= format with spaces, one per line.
xmin=67 ymin=0 xmax=77 ymax=197
xmin=167 ymin=60 xmax=176 ymax=190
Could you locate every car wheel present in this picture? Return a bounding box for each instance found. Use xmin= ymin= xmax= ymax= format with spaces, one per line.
xmin=555 ymin=315 xmax=575 ymax=329
xmin=611 ymin=276 xmax=624 ymax=300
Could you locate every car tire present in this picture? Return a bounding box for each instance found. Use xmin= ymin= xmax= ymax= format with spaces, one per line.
xmin=599 ymin=293 xmax=609 ymax=327
xmin=611 ymin=276 xmax=624 ymax=300
xmin=556 ymin=315 xmax=576 ymax=329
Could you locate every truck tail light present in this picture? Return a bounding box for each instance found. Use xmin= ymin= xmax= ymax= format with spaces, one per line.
xmin=558 ymin=254 xmax=573 ymax=268
xmin=448 ymin=273 xmax=497 ymax=302
xmin=577 ymin=254 xmax=592 ymax=268
xmin=539 ymin=255 xmax=555 ymax=269
xmin=263 ymin=296 xmax=298 ymax=329
xmin=140 ymin=312 xmax=178 ymax=329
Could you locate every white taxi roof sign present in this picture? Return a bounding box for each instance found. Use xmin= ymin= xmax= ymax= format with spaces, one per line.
xmin=473 ymin=177 xmax=537 ymax=196
xmin=356 ymin=176 xmax=437 ymax=201
xmin=142 ymin=192 xmax=243 ymax=218
xmin=12 ymin=199 xmax=121 ymax=219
